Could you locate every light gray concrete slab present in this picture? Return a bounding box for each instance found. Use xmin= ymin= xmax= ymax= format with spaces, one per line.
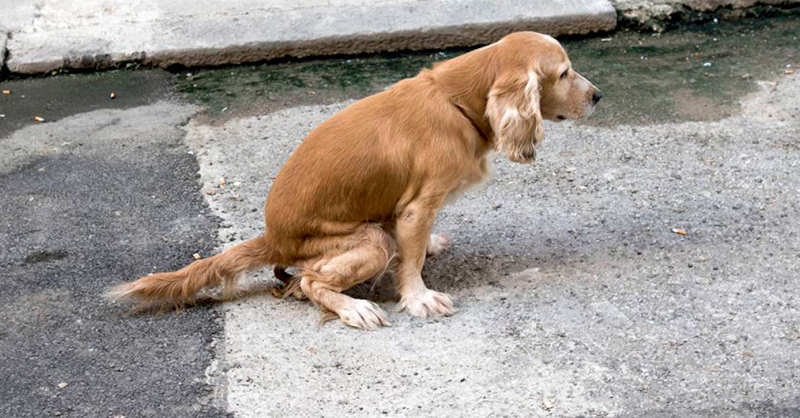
xmin=4 ymin=0 xmax=616 ymax=74
xmin=190 ymin=74 xmax=800 ymax=416
xmin=0 ymin=1 xmax=36 ymax=33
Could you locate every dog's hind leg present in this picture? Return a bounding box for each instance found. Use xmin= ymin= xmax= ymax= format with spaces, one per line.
xmin=299 ymin=224 xmax=396 ymax=330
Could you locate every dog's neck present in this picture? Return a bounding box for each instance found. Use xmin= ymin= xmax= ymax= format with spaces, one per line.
xmin=451 ymin=101 xmax=492 ymax=146
xmin=429 ymin=45 xmax=500 ymax=146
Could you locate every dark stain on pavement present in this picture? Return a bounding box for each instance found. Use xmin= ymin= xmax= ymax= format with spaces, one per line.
xmin=176 ymin=15 xmax=798 ymax=127
xmin=24 ymin=249 xmax=69 ymax=264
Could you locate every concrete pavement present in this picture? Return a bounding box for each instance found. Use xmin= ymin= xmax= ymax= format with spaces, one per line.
xmin=191 ymin=72 xmax=800 ymax=418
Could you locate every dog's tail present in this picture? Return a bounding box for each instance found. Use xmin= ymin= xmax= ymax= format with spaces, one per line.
xmin=106 ymin=235 xmax=275 ymax=309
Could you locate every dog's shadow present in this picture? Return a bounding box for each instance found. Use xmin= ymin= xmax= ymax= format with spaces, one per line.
xmin=131 ymin=207 xmax=712 ymax=312
xmin=347 ymin=208 xmax=709 ymax=302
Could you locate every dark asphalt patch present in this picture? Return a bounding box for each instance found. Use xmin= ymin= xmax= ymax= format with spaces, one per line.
xmin=0 ymin=122 xmax=227 ymax=417
xmin=0 ymin=70 xmax=175 ymax=138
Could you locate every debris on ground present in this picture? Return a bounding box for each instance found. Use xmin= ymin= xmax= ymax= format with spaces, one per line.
xmin=34 ymin=116 xmax=46 ymax=122
xmin=110 ymin=92 xmax=117 ymax=99
xmin=192 ymin=253 xmax=202 ymax=260
xmin=671 ymin=228 xmax=688 ymax=236
xmin=542 ymin=396 xmax=555 ymax=411
xmin=57 ymin=382 xmax=68 ymax=389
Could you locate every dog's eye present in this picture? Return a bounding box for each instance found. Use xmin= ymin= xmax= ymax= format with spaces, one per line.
xmin=560 ymin=70 xmax=569 ymax=79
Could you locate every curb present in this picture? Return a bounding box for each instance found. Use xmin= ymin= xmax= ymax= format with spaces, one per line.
xmin=2 ymin=0 xmax=797 ymax=76
xmin=2 ymin=0 xmax=616 ymax=75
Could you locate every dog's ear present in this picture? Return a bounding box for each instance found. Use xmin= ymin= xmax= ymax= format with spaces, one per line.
xmin=486 ymin=70 xmax=543 ymax=164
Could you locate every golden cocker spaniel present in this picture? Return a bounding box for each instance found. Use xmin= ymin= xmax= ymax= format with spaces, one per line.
xmin=108 ymin=31 xmax=603 ymax=330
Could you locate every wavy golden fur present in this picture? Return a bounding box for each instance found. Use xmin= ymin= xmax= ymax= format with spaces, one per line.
xmin=106 ymin=32 xmax=602 ymax=329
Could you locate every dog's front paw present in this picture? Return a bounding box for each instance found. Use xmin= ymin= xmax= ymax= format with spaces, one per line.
xmin=397 ymin=289 xmax=455 ymax=318
xmin=426 ymin=234 xmax=451 ymax=257
xmin=507 ymin=141 xmax=537 ymax=164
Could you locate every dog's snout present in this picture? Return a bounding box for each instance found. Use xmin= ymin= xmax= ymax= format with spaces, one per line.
xmin=592 ymin=90 xmax=604 ymax=105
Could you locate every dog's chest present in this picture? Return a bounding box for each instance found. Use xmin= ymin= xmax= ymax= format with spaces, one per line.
xmin=443 ymin=157 xmax=491 ymax=206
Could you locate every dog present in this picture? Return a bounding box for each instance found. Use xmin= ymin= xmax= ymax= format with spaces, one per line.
xmin=107 ymin=31 xmax=602 ymax=330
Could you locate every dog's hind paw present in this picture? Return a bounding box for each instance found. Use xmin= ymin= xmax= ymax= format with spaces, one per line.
xmin=337 ymin=299 xmax=391 ymax=331
xmin=426 ymin=234 xmax=451 ymax=257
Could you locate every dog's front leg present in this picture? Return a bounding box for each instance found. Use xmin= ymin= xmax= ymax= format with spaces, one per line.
xmin=393 ymin=201 xmax=455 ymax=318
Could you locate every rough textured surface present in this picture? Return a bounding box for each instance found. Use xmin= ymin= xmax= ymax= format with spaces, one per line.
xmin=612 ymin=0 xmax=795 ymax=10
xmin=2 ymin=0 xmax=616 ymax=74
xmin=0 ymin=102 xmax=229 ymax=418
xmin=610 ymin=0 xmax=800 ymax=28
xmin=189 ymin=73 xmax=800 ymax=416
xmin=0 ymin=31 xmax=7 ymax=70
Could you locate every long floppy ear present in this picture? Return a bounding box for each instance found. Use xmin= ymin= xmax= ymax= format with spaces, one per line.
xmin=485 ymin=70 xmax=543 ymax=163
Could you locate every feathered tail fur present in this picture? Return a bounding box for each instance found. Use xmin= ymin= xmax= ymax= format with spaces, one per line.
xmin=106 ymin=235 xmax=274 ymax=309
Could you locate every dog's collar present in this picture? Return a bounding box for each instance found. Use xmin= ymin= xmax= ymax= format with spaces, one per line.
xmin=452 ymin=101 xmax=493 ymax=145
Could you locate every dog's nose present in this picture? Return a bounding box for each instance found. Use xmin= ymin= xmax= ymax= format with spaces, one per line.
xmin=592 ymin=90 xmax=604 ymax=104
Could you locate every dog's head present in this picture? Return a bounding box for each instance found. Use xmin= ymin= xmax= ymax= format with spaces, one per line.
xmin=485 ymin=32 xmax=602 ymax=163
